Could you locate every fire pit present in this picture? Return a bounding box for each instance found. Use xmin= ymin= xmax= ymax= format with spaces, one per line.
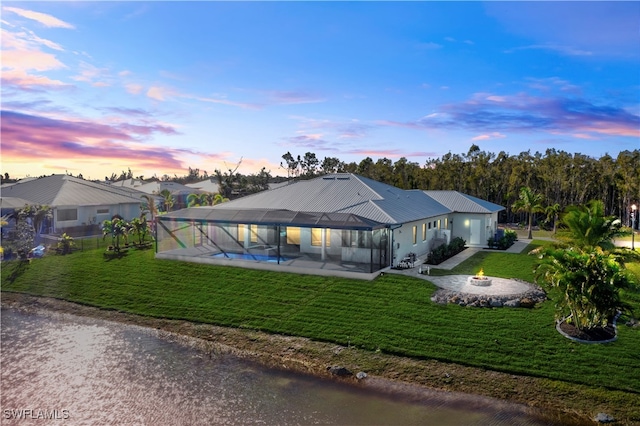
xmin=467 ymin=268 xmax=492 ymax=286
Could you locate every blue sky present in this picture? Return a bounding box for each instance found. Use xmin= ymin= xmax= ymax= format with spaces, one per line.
xmin=2 ymin=1 xmax=639 ymax=180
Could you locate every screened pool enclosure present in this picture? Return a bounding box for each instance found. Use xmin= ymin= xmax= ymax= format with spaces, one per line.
xmin=156 ymin=208 xmax=391 ymax=275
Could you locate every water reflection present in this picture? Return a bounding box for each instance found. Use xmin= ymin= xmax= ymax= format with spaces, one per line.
xmin=1 ymin=307 xmax=550 ymax=425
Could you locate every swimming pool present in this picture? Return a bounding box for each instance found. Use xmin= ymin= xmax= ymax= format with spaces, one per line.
xmin=210 ymin=252 xmax=290 ymax=263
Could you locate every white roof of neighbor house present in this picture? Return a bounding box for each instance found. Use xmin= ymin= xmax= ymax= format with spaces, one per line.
xmin=136 ymin=181 xmax=206 ymax=195
xmin=211 ymin=174 xmax=453 ymax=225
xmin=110 ymin=178 xmax=146 ymax=189
xmin=0 ymin=174 xmax=144 ymax=207
xmin=423 ymin=190 xmax=505 ymax=214
xmin=185 ymin=178 xmax=220 ymax=193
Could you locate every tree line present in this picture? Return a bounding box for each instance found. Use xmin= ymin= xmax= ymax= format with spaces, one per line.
xmin=282 ymin=146 xmax=639 ymax=226
xmin=5 ymin=145 xmax=637 ymax=224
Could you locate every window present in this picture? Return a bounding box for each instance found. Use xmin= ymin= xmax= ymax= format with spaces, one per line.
xmin=286 ymin=227 xmax=301 ymax=245
xmin=428 ymin=222 xmax=431 ymax=229
xmin=341 ymin=230 xmax=370 ymax=248
xmin=97 ymin=208 xmax=109 ymax=214
xmin=444 ymin=218 xmax=448 ymax=228
xmin=422 ymin=223 xmax=427 ymax=241
xmin=437 ymin=219 xmax=441 ymax=229
xmin=237 ymin=224 xmax=245 ymax=241
xmin=412 ymin=226 xmax=417 ymax=245
xmin=311 ymin=228 xmax=330 ymax=247
xmin=250 ymin=224 xmax=258 ymax=243
xmin=57 ymin=209 xmax=77 ymax=221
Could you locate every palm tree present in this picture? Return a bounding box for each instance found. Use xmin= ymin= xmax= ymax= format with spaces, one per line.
xmin=187 ymin=193 xmax=211 ymax=207
xmin=129 ymin=216 xmax=149 ymax=245
xmin=534 ymin=246 xmax=633 ymax=330
xmin=512 ymin=186 xmax=545 ymax=239
xmin=560 ymin=200 xmax=626 ymax=251
xmin=102 ymin=218 xmax=127 ymax=251
xmin=140 ymin=194 xmax=159 ymax=216
xmin=545 ymin=203 xmax=561 ymax=235
xmin=212 ymin=193 xmax=229 ymax=205
xmin=158 ymin=189 xmax=175 ymax=212
xmin=187 ymin=193 xmax=201 ymax=207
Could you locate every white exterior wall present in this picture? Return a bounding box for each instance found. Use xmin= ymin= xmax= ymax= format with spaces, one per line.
xmin=53 ymin=203 xmax=141 ymax=232
xmin=392 ymin=214 xmax=449 ymax=265
xmin=450 ymin=212 xmax=499 ymax=247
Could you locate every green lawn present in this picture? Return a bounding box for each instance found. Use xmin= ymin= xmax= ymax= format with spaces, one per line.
xmin=2 ymin=242 xmax=639 ymax=396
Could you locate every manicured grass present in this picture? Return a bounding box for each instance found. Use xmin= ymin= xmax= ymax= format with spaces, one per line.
xmin=2 ymin=244 xmax=639 ymax=397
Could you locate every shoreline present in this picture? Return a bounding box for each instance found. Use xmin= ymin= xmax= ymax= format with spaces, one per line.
xmin=0 ymin=292 xmax=606 ymax=425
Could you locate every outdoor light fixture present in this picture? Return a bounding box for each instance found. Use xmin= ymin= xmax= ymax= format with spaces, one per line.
xmin=632 ymin=204 xmax=637 ymax=251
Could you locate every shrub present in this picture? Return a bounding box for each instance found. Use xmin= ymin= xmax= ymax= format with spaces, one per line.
xmin=487 ymin=229 xmax=517 ymax=250
xmin=426 ymin=237 xmax=466 ymax=265
xmin=57 ymin=233 xmax=76 ymax=255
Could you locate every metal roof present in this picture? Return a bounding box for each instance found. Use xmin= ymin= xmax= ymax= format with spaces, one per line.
xmin=423 ymin=190 xmax=505 ymax=214
xmin=185 ymin=178 xmax=220 ymax=193
xmin=0 ymin=174 xmax=143 ymax=207
xmin=160 ymin=207 xmax=385 ymax=229
xmin=1 ymin=196 xmax=35 ymax=209
xmin=161 ymin=174 xmax=505 ymax=227
xmin=208 ymin=174 xmax=451 ymax=225
xmin=136 ymin=181 xmax=206 ymax=195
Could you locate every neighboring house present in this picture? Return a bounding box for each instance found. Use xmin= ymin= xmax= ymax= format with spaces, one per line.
xmin=110 ymin=178 xmax=147 ymax=190
xmin=156 ymin=173 xmax=504 ymax=278
xmin=0 ymin=174 xmax=144 ymax=235
xmin=134 ymin=181 xmax=207 ymax=210
xmin=186 ymin=178 xmax=220 ymax=195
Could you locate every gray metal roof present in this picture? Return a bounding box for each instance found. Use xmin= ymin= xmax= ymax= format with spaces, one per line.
xmin=161 ymin=174 xmax=504 ymax=227
xmin=198 ymin=174 xmax=452 ymax=225
xmin=185 ymin=178 xmax=220 ymax=193
xmin=423 ymin=190 xmax=505 ymax=213
xmin=1 ymin=196 xmax=35 ymax=209
xmin=0 ymin=174 xmax=144 ymax=207
xmin=136 ymin=181 xmax=206 ymax=195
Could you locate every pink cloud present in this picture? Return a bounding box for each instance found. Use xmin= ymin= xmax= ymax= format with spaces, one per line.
xmin=2 ymin=48 xmax=65 ymax=72
xmin=1 ymin=69 xmax=69 ymax=89
xmin=472 ymin=132 xmax=506 ymax=141
xmin=1 ymin=110 xmax=187 ymax=173
xmin=384 ymin=92 xmax=640 ymax=140
xmin=267 ymin=90 xmax=325 ymax=105
xmin=3 ymin=7 xmax=75 ymax=29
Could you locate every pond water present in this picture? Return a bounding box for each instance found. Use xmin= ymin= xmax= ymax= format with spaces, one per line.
xmin=1 ymin=307 xmax=552 ymax=425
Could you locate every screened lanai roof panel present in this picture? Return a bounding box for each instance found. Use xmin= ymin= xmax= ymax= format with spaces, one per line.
xmin=159 ymin=207 xmax=385 ymax=229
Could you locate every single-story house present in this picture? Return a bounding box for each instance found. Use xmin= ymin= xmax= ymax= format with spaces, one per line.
xmin=186 ymin=178 xmax=220 ymax=194
xmin=156 ymin=173 xmax=504 ymax=278
xmin=1 ymin=174 xmax=145 ymax=235
xmin=132 ymin=181 xmax=208 ymax=210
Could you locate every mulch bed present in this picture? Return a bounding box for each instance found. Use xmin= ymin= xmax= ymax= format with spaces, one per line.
xmin=558 ymin=320 xmax=616 ymax=342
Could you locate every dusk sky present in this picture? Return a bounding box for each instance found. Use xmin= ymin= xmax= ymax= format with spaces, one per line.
xmin=2 ymin=1 xmax=639 ymax=180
